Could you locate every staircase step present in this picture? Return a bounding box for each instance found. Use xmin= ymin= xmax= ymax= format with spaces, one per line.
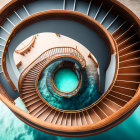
xmin=22 ymin=93 xmax=37 ymax=99
xmin=79 ymin=112 xmax=88 ymax=125
xmin=23 ymin=95 xmax=38 ymax=103
xmin=26 ymin=98 xmax=41 ymax=107
xmin=118 ymin=66 xmax=140 ymax=73
xmin=22 ymin=82 xmax=35 ymax=86
xmin=119 ymin=46 xmax=139 ymax=58
xmin=35 ymin=106 xmax=49 ymax=118
xmin=51 ymin=111 xmax=60 ymax=124
xmin=45 ymin=110 xmax=57 ymax=123
xmin=66 ymin=113 xmax=72 ymax=126
xmin=97 ymin=101 xmax=114 ymax=116
xmin=115 ymin=25 xmax=135 ymax=44
xmin=29 ymin=103 xmax=45 ymax=115
xmin=117 ymin=33 xmax=137 ymax=49
xmin=117 ymin=74 xmax=140 ymax=83
xmin=102 ymin=98 xmax=121 ymax=111
xmin=26 ymin=73 xmax=38 ymax=78
xmin=119 ymin=57 xmax=140 ymax=67
xmin=119 ymin=41 xmax=140 ymax=54
xmin=93 ymin=106 xmax=107 ymax=120
xmin=112 ymin=85 xmax=136 ymax=96
xmin=61 ymin=113 xmax=68 ymax=126
xmin=24 ymin=77 xmax=36 ymax=80
xmin=22 ymin=85 xmax=35 ymax=89
xmin=85 ymin=111 xmax=94 ymax=124
xmin=110 ymin=90 xmax=132 ymax=102
xmin=24 ymin=79 xmax=35 ymax=82
xmin=55 ymin=112 xmax=64 ymax=125
xmin=115 ymin=80 xmax=139 ymax=90
xmin=21 ymin=89 xmax=36 ymax=95
xmin=71 ymin=113 xmax=77 ymax=126
xmin=38 ymin=107 xmax=52 ymax=121
xmin=27 ymin=100 xmax=43 ymax=111
xmin=87 ymin=109 xmax=101 ymax=123
xmin=112 ymin=21 xmax=128 ymax=39
xmin=22 ymin=88 xmax=36 ymax=92
xmin=106 ymin=94 xmax=126 ymax=107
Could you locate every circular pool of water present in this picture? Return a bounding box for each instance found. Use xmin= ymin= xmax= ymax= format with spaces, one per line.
xmin=38 ymin=61 xmax=99 ymax=110
xmin=54 ymin=68 xmax=78 ymax=93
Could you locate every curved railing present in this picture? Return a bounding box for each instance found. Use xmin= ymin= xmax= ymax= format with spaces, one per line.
xmin=2 ymin=9 xmax=116 ymax=91
xmin=15 ymin=35 xmax=37 ymax=55
xmin=18 ymin=46 xmax=86 ymax=90
xmin=0 ymin=0 xmax=140 ymax=137
xmin=49 ymin=68 xmax=83 ymax=97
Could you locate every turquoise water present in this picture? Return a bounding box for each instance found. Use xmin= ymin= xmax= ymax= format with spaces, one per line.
xmin=38 ymin=62 xmax=100 ymax=110
xmin=0 ymin=99 xmax=140 ymax=140
xmin=54 ymin=68 xmax=78 ymax=93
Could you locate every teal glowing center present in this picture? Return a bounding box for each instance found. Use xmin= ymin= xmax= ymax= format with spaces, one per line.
xmin=54 ymin=68 xmax=78 ymax=93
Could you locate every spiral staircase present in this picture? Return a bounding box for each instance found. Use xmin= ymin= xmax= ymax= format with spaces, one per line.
xmin=0 ymin=0 xmax=139 ymax=137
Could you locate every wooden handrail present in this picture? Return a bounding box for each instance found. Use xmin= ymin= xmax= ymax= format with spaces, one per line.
xmin=18 ymin=54 xmax=86 ymax=112
xmin=49 ymin=67 xmax=83 ymax=97
xmin=0 ymin=0 xmax=139 ymax=136
xmin=18 ymin=46 xmax=86 ymax=89
xmin=15 ymin=35 xmax=37 ymax=55
xmin=88 ymin=52 xmax=98 ymax=68
xmin=0 ymin=83 xmax=139 ymax=136
xmin=16 ymin=61 xmax=22 ymax=69
xmin=1 ymin=9 xmax=116 ymax=92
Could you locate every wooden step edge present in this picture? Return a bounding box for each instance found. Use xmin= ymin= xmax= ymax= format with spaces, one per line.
xmin=116 ymin=24 xmax=134 ymax=40
xmin=113 ymin=85 xmax=137 ymax=91
xmin=112 ymin=21 xmax=127 ymax=37
xmin=119 ymin=49 xmax=140 ymax=58
xmin=111 ymin=90 xmax=133 ymax=98
xmin=22 ymin=93 xmax=37 ymax=100
xmin=24 ymin=96 xmax=39 ymax=103
xmin=31 ymin=104 xmax=46 ymax=116
xmin=119 ymin=57 xmax=140 ymax=64
xmin=119 ymin=41 xmax=140 ymax=53
xmin=117 ymin=33 xmax=137 ymax=47
xmin=26 ymin=99 xmax=41 ymax=108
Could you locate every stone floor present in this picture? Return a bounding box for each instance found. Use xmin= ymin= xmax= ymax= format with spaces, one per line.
xmin=0 ymin=0 xmax=139 ymax=18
